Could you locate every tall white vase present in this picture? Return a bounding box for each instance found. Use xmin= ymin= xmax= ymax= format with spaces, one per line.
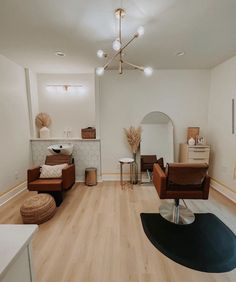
xmin=40 ymin=127 xmax=50 ymax=139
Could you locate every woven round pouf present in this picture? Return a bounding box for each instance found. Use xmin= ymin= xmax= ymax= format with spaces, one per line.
xmin=20 ymin=194 xmax=56 ymax=224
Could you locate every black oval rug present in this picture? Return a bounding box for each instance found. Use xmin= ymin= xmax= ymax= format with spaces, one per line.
xmin=140 ymin=213 xmax=236 ymax=273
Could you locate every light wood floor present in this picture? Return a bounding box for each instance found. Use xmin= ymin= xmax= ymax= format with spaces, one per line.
xmin=0 ymin=182 xmax=236 ymax=282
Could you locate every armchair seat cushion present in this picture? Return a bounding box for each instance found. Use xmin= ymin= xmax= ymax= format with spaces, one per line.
xmin=28 ymin=179 xmax=63 ymax=192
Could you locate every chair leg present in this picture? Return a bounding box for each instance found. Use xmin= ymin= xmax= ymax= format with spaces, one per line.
xmin=159 ymin=199 xmax=195 ymax=225
xmin=52 ymin=191 xmax=63 ymax=207
xmin=38 ymin=191 xmax=63 ymax=207
xmin=173 ymin=199 xmax=180 ymax=224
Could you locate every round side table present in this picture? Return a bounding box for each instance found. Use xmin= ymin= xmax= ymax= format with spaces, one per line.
xmin=119 ymin=158 xmax=134 ymax=189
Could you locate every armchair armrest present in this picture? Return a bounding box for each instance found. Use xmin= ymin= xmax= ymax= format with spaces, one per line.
xmin=153 ymin=163 xmax=167 ymax=199
xmin=62 ymin=164 xmax=75 ymax=190
xmin=28 ymin=166 xmax=40 ymax=184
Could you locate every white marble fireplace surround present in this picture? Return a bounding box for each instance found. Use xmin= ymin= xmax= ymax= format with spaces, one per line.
xmin=30 ymin=139 xmax=101 ymax=181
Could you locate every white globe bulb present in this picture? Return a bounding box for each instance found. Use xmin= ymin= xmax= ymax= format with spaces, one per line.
xmin=144 ymin=67 xmax=153 ymax=76
xmin=97 ymin=50 xmax=104 ymax=58
xmin=96 ymin=67 xmax=104 ymax=76
xmin=137 ymin=26 xmax=145 ymax=37
xmin=112 ymin=39 xmax=121 ymax=51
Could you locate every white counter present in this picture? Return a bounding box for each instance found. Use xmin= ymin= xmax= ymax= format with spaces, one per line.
xmin=0 ymin=224 xmax=38 ymax=281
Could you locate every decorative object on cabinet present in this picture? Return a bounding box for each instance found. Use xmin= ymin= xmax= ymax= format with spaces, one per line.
xmin=188 ymin=137 xmax=195 ymax=146
xmin=124 ymin=126 xmax=141 ymax=184
xmin=85 ymin=167 xmax=97 ymax=186
xmin=35 ymin=112 xmax=52 ymax=139
xmin=187 ymin=127 xmax=200 ymax=144
xmin=20 ymin=194 xmax=56 ymax=224
xmin=81 ymin=127 xmax=96 ymax=139
xmin=196 ymin=136 xmax=206 ymax=145
xmin=27 ymin=154 xmax=75 ymax=206
xmin=179 ymin=144 xmax=210 ymax=164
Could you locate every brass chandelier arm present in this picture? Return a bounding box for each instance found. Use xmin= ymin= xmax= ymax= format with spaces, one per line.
xmin=118 ymin=34 xmax=138 ymax=53
xmin=122 ymin=60 xmax=144 ymax=71
xmin=119 ymin=60 xmax=122 ymax=74
xmin=103 ymin=51 xmax=120 ymax=70
xmin=119 ymin=9 xmax=122 ymax=43
xmin=103 ymin=35 xmax=138 ymax=70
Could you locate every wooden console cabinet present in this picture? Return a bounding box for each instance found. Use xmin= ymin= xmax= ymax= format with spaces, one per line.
xmin=179 ymin=144 xmax=210 ymax=164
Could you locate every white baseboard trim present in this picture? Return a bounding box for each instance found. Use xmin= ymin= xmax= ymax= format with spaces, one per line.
xmin=0 ymin=182 xmax=27 ymax=207
xmin=102 ymin=174 xmax=122 ymax=181
xmin=102 ymin=172 xmax=148 ymax=182
xmin=75 ymin=177 xmax=103 ymax=183
xmin=102 ymin=173 xmax=137 ymax=181
xmin=210 ymin=179 xmax=236 ymax=204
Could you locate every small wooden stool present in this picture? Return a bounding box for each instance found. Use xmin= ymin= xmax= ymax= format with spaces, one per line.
xmin=119 ymin=158 xmax=134 ymax=189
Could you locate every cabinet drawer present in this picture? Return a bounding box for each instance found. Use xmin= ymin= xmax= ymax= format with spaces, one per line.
xmin=188 ymin=158 xmax=209 ymax=164
xmin=188 ymin=149 xmax=209 ymax=159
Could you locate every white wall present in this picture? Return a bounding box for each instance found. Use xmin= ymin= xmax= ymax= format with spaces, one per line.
xmin=25 ymin=69 xmax=39 ymax=138
xmin=37 ymin=73 xmax=95 ymax=138
xmin=208 ymin=55 xmax=236 ymax=196
xmin=0 ymin=55 xmax=31 ymax=193
xmin=99 ymin=70 xmax=210 ymax=179
xmin=168 ymin=121 xmax=174 ymax=163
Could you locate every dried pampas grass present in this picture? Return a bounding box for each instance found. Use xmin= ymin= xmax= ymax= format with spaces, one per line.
xmin=124 ymin=126 xmax=142 ymax=154
xmin=35 ymin=113 xmax=51 ymax=129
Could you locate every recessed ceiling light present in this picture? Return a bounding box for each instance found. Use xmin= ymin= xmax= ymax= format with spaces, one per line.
xmin=175 ymin=51 xmax=185 ymax=57
xmin=55 ymin=51 xmax=65 ymax=57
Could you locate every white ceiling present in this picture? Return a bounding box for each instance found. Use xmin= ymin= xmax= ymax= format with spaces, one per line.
xmin=0 ymin=0 xmax=236 ymax=73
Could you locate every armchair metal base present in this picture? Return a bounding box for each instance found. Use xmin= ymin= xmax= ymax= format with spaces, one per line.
xmin=160 ymin=199 xmax=195 ymax=225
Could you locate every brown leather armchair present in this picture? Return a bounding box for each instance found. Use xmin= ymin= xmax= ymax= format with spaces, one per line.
xmin=28 ymin=155 xmax=75 ymax=206
xmin=153 ymin=163 xmax=210 ymax=224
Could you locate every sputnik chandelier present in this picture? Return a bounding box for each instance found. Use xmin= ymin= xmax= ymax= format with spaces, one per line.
xmin=96 ymin=8 xmax=153 ymax=76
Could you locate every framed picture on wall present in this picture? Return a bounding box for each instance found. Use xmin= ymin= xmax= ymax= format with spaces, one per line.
xmin=187 ymin=127 xmax=200 ymax=144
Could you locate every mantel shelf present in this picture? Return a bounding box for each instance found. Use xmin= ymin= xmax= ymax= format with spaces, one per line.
xmin=30 ymin=138 xmax=100 ymax=141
